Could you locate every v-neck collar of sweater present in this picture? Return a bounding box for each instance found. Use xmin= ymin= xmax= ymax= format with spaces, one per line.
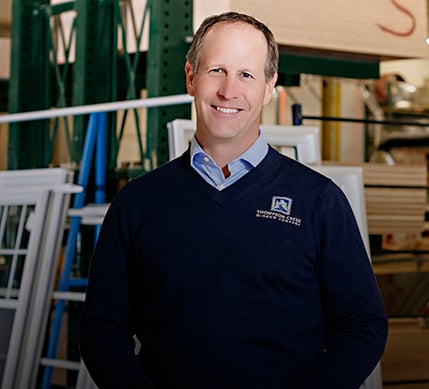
xmin=181 ymin=147 xmax=282 ymax=205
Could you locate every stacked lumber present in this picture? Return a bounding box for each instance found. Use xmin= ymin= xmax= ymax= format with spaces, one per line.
xmin=362 ymin=163 xmax=428 ymax=234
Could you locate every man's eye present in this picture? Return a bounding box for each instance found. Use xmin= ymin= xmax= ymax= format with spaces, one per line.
xmin=210 ymin=68 xmax=223 ymax=74
xmin=241 ymin=72 xmax=253 ymax=79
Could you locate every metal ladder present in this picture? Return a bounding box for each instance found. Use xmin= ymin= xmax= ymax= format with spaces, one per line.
xmin=39 ymin=112 xmax=108 ymax=389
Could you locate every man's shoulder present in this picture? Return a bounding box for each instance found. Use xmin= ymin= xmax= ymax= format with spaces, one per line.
xmin=266 ymin=147 xmax=328 ymax=182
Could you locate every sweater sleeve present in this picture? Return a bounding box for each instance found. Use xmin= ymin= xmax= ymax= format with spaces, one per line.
xmin=290 ymin=181 xmax=388 ymax=389
xmin=78 ymin=187 xmax=155 ymax=389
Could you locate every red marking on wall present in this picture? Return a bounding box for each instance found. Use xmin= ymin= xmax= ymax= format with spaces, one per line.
xmin=376 ymin=0 xmax=416 ymax=37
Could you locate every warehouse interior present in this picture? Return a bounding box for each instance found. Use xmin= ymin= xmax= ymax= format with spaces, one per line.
xmin=0 ymin=1 xmax=429 ymax=388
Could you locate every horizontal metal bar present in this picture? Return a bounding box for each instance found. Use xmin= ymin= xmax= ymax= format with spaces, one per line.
xmin=0 ymin=249 xmax=27 ymax=255
xmin=38 ymin=2 xmax=75 ymax=16
xmin=0 ymin=299 xmax=19 ymax=309
xmin=0 ymin=287 xmax=19 ymax=298
xmin=302 ymin=115 xmax=429 ymax=127
xmin=40 ymin=357 xmax=81 ymax=370
xmin=52 ymin=291 xmax=86 ymax=302
xmin=278 ymin=50 xmax=380 ymax=80
xmin=0 ymin=94 xmax=194 ymax=124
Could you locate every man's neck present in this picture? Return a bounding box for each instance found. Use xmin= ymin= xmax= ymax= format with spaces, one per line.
xmin=198 ymin=138 xmax=255 ymax=169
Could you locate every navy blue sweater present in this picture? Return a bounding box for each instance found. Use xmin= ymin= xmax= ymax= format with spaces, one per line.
xmin=79 ymin=147 xmax=387 ymax=389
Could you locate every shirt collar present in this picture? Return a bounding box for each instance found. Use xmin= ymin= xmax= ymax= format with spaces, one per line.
xmin=190 ymin=131 xmax=268 ymax=168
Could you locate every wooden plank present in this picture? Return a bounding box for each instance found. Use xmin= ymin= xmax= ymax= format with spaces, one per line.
xmin=230 ymin=0 xmax=429 ymax=59
xmin=362 ymin=163 xmax=427 ymax=187
xmin=365 ymin=189 xmax=426 ymax=200
xmin=366 ymin=208 xmax=425 ymax=216
xmin=368 ymin=223 xmax=425 ymax=234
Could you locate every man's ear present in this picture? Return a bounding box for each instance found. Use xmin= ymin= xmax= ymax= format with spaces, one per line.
xmin=263 ymin=72 xmax=278 ymax=106
xmin=185 ymin=61 xmax=195 ymax=96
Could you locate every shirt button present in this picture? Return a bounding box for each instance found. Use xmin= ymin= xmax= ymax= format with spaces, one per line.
xmin=218 ymin=184 xmax=225 ymax=190
xmin=204 ymin=157 xmax=210 ymax=163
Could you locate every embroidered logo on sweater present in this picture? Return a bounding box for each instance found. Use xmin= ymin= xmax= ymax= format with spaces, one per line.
xmin=256 ymin=196 xmax=301 ymax=226
xmin=271 ymin=196 xmax=292 ymax=215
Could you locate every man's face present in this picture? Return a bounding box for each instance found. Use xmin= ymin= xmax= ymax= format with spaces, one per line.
xmin=185 ymin=22 xmax=277 ymax=152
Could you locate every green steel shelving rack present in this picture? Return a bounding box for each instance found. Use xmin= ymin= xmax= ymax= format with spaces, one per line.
xmin=7 ymin=0 xmax=193 ymax=173
xmin=8 ymin=0 xmax=51 ymax=169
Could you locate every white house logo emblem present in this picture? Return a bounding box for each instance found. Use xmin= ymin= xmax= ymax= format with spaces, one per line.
xmin=271 ymin=196 xmax=292 ymax=215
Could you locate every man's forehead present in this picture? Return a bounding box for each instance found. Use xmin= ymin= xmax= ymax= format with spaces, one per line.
xmin=202 ymin=22 xmax=267 ymax=52
xmin=206 ymin=21 xmax=261 ymax=36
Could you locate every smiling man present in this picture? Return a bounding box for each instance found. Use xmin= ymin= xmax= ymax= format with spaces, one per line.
xmin=185 ymin=18 xmax=277 ymax=172
xmin=79 ymin=12 xmax=388 ymax=389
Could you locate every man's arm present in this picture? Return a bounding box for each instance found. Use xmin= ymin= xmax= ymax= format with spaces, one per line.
xmin=291 ymin=182 xmax=388 ymax=389
xmin=78 ymin=188 xmax=155 ymax=388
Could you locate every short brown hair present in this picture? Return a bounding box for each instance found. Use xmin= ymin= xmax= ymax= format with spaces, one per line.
xmin=186 ymin=12 xmax=279 ymax=81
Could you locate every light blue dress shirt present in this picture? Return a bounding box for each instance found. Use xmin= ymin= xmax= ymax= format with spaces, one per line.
xmin=190 ymin=132 xmax=269 ymax=191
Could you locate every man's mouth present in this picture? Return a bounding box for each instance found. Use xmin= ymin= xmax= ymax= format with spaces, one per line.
xmin=215 ymin=106 xmax=240 ymax=114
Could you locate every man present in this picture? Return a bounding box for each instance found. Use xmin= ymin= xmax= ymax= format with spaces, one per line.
xmin=79 ymin=12 xmax=387 ymax=389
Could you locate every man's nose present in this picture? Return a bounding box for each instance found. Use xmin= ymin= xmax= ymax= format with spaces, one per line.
xmin=218 ymin=76 xmax=239 ymax=99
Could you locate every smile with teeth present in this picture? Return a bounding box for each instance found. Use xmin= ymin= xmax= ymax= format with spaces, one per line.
xmin=216 ymin=106 xmax=240 ymax=114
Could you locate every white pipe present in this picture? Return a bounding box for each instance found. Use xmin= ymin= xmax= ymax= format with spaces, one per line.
xmin=0 ymin=94 xmax=194 ymax=124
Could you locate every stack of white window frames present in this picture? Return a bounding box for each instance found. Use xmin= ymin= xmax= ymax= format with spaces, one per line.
xmin=0 ymin=168 xmax=81 ymax=389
